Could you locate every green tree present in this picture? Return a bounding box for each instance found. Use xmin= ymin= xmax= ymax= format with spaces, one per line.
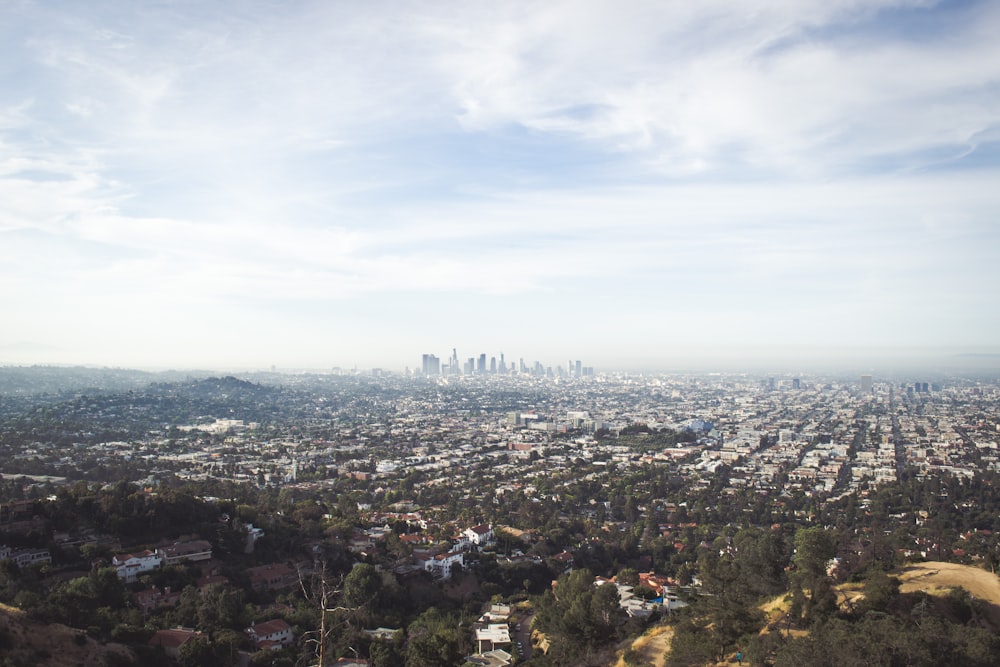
xmin=860 ymin=569 xmax=899 ymax=614
xmin=794 ymin=527 xmax=835 ymax=582
xmin=405 ymin=607 xmax=468 ymax=667
xmin=534 ymin=569 xmax=625 ymax=662
xmin=178 ymin=636 xmax=215 ymax=667
xmin=617 ymin=567 xmax=640 ymax=587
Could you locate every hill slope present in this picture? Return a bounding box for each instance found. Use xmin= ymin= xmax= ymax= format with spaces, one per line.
xmin=0 ymin=603 xmax=135 ymax=667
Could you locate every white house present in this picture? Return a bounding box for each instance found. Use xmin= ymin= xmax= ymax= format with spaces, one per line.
xmin=0 ymin=545 xmax=51 ymax=569
xmin=474 ymin=623 xmax=511 ymax=653
xmin=423 ymin=551 xmax=464 ymax=579
xmin=112 ymin=550 xmax=162 ymax=583
xmin=463 ymin=524 xmax=495 ymax=548
xmin=247 ymin=619 xmax=294 ymax=649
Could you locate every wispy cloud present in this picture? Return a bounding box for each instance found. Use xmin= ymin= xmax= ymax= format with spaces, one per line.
xmin=1 ymin=0 xmax=999 ymax=368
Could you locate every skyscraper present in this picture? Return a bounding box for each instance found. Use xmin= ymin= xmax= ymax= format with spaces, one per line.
xmin=421 ymin=354 xmax=440 ymax=376
xmin=860 ymin=374 xmax=873 ymax=393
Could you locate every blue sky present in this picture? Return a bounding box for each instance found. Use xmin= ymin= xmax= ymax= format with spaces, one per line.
xmin=2 ymin=0 xmax=999 ymax=372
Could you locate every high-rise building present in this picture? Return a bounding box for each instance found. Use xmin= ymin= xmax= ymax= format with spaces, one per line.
xmin=421 ymin=354 xmax=440 ymax=376
xmin=860 ymin=374 xmax=873 ymax=393
xmin=477 ymin=353 xmax=486 ymax=374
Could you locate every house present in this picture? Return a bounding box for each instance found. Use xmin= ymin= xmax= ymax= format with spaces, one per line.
xmin=474 ymin=623 xmax=511 ymax=653
xmin=246 ymin=563 xmax=298 ymax=591
xmin=134 ymin=586 xmax=182 ymax=612
xmin=400 ymin=533 xmax=431 ymax=547
xmin=549 ymin=550 xmax=574 ymax=572
xmin=637 ymin=572 xmax=674 ymax=596
xmin=363 ymin=627 xmax=400 ymax=641
xmin=421 ymin=550 xmax=463 ymax=579
xmin=112 ymin=550 xmax=162 ymax=583
xmin=156 ymin=539 xmax=212 ymax=565
xmin=148 ymin=628 xmax=202 ymax=660
xmin=0 ymin=545 xmax=51 ymax=569
xmin=483 ymin=603 xmax=511 ymax=622
xmin=348 ymin=530 xmax=376 ymax=554
xmin=247 ymin=618 xmax=294 ymax=649
xmin=464 ymin=649 xmax=513 ymax=667
xmin=464 ymin=524 xmax=495 ymax=548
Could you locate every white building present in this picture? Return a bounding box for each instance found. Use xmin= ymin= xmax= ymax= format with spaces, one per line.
xmin=423 ymin=551 xmax=464 ymax=579
xmin=475 ymin=623 xmax=511 ymax=653
xmin=112 ymin=550 xmax=162 ymax=583
xmin=0 ymin=545 xmax=51 ymax=569
xmin=246 ymin=619 xmax=294 ymax=649
xmin=463 ymin=524 xmax=495 ymax=548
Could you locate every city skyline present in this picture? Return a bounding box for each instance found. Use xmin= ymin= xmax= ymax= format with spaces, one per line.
xmin=2 ymin=1 xmax=999 ymax=371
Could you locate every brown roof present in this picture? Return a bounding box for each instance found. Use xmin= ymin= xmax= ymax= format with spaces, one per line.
xmin=251 ymin=619 xmax=291 ymax=637
xmin=148 ymin=628 xmax=199 ymax=648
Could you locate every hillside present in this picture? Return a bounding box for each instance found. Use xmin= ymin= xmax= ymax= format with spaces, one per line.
xmin=897 ymin=561 xmax=1000 ymax=626
xmin=897 ymin=561 xmax=1000 ymax=603
xmin=649 ymin=561 xmax=1000 ymax=667
xmin=0 ymin=603 xmax=135 ymax=667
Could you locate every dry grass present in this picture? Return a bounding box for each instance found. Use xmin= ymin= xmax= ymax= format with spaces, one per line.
xmin=896 ymin=561 xmax=1000 ymax=626
xmin=897 ymin=561 xmax=1000 ymax=604
xmin=0 ymin=602 xmax=135 ymax=666
xmin=641 ymin=562 xmax=1000 ymax=667
xmin=610 ymin=624 xmax=674 ymax=667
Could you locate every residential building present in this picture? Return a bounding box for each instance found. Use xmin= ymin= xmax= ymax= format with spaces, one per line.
xmin=112 ymin=550 xmax=162 ymax=583
xmin=246 ymin=563 xmax=298 ymax=591
xmin=156 ymin=539 xmax=212 ymax=565
xmin=246 ymin=618 xmax=294 ymax=650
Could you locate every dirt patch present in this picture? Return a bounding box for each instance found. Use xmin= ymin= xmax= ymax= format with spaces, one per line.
xmin=896 ymin=561 xmax=1000 ymax=627
xmin=611 ymin=624 xmax=673 ymax=667
xmin=897 ymin=561 xmax=1000 ymax=605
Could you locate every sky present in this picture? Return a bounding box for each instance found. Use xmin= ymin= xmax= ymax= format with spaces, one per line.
xmin=1 ymin=0 xmax=999 ymax=373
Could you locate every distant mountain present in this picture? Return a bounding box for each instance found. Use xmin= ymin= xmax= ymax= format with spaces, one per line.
xmin=0 ymin=365 xmax=212 ymax=397
xmin=184 ymin=375 xmax=269 ymax=398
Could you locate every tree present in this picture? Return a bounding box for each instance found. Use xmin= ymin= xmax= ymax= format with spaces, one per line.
xmin=534 ymin=569 xmax=625 ymax=662
xmin=617 ymin=568 xmax=640 ymax=587
xmin=196 ymin=584 xmax=245 ymax=631
xmin=343 ymin=563 xmax=382 ymax=609
xmin=794 ymin=527 xmax=835 ymax=582
xmin=860 ymin=569 xmax=899 ymax=614
xmin=178 ymin=636 xmax=215 ymax=667
xmin=405 ymin=608 xmax=468 ymax=667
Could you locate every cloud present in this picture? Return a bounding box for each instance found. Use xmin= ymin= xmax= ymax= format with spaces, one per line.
xmin=1 ymin=0 xmax=999 ymax=367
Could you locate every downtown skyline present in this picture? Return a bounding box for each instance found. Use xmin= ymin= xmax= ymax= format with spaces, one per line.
xmin=2 ymin=1 xmax=999 ymax=372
